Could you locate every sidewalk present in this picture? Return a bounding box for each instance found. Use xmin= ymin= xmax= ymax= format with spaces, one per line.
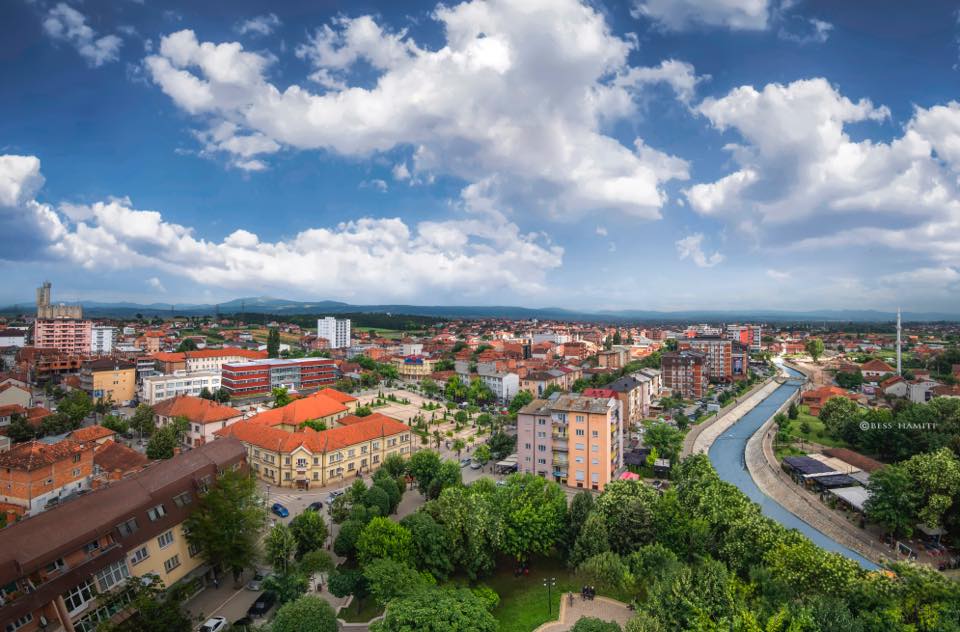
xmin=534 ymin=594 xmax=632 ymax=632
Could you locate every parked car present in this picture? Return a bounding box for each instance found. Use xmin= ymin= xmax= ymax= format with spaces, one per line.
xmin=247 ymin=591 xmax=277 ymax=618
xmin=270 ymin=503 xmax=289 ymax=518
xmin=327 ymin=489 xmax=345 ymax=503
xmin=199 ymin=616 xmax=228 ymax=632
xmin=246 ymin=569 xmax=269 ymax=591
xmin=470 ymin=459 xmax=483 ymax=470
xmin=306 ymin=501 xmax=324 ymax=512
xmin=459 ymin=458 xmax=471 ymax=468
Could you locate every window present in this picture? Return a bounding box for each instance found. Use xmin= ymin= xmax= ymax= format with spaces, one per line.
xmin=576 ymin=456 xmax=584 ymax=463
xmin=575 ymin=429 xmax=584 ymax=436
xmin=575 ymin=443 xmax=584 ymax=450
xmin=84 ymin=540 xmax=101 ymax=554
xmin=537 ymin=458 xmax=547 ymax=464
xmin=63 ymin=578 xmax=95 ymax=614
xmin=173 ymin=491 xmax=192 ymax=508
xmin=537 ymin=445 xmax=546 ymax=452
xmin=591 ymin=444 xmax=599 ymax=453
xmin=313 ymin=472 xmax=319 ymax=480
xmin=73 ymin=453 xmax=82 ymax=463
xmin=372 ymin=455 xmax=379 ymax=464
xmin=73 ymin=468 xmax=81 ymax=476
xmin=5 ymin=613 xmax=32 ymax=632
xmin=347 ymin=462 xmax=355 ymax=471
xmin=197 ymin=475 xmax=212 ymax=493
xmin=524 ymin=443 xmax=531 ymax=449
xmin=163 ymin=555 xmax=181 ymax=573
xmin=95 ymin=560 xmax=130 ymax=592
xmin=188 ymin=542 xmax=201 ymax=557
xmin=284 ymin=457 xmax=291 ymax=465
xmin=284 ymin=472 xmax=291 ymax=480
xmin=130 ymin=546 xmax=149 ymax=565
xmin=45 ymin=558 xmax=66 ymax=574
xmin=147 ymin=504 xmax=166 ymax=521
xmin=157 ymin=530 xmax=174 ymax=549
xmin=296 ymin=458 xmax=307 ymax=468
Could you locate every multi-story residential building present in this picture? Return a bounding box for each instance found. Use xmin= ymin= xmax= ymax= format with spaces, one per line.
xmin=0 ymin=439 xmax=95 ymax=516
xmin=33 ymin=319 xmax=92 ymax=356
xmin=0 ymin=439 xmax=246 ymax=632
xmin=476 ymin=371 xmax=519 ymax=403
xmin=520 ymin=371 xmax=566 ymax=397
xmin=150 ymin=348 xmax=267 ymax=374
xmin=139 ymin=371 xmax=222 ymax=405
xmin=661 ymin=350 xmax=708 ymax=400
xmin=153 ymin=396 xmax=244 ymax=449
xmin=391 ymin=356 xmax=438 ymax=380
xmin=89 ymin=326 xmax=116 ymax=355
xmin=726 ymin=324 xmax=763 ymax=352
xmin=594 ymin=375 xmax=645 ymax=425
xmin=596 ymin=348 xmax=627 ymax=369
xmin=217 ymin=412 xmax=411 ymax=489
xmin=0 ymin=329 xmax=27 ymax=348
xmin=221 ymin=357 xmax=337 ymax=398
xmin=80 ymin=359 xmax=137 ymax=405
xmin=626 ymin=368 xmax=661 ymax=417
xmin=516 ymin=394 xmax=623 ymax=491
xmin=678 ymin=337 xmax=733 ymax=382
xmin=317 ymin=317 xmax=351 ymax=349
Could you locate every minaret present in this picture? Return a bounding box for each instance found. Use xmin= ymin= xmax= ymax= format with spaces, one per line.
xmin=896 ymin=307 xmax=902 ymax=376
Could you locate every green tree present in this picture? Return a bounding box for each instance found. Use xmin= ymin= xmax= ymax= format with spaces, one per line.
xmin=427 ymin=460 xmax=462 ymax=499
xmin=508 ymin=390 xmax=534 ymax=415
xmin=835 ymin=371 xmax=863 ymax=390
xmin=577 ymin=552 xmax=634 ymax=594
xmin=473 ymin=443 xmax=492 ymax=464
xmin=435 ymin=484 xmax=502 ymax=579
xmin=265 ymin=523 xmax=298 ymax=571
xmin=271 ymin=595 xmax=338 ymax=632
xmin=901 ymin=448 xmax=960 ymax=528
xmin=184 ymin=470 xmax=267 ymax=583
xmin=407 ymin=449 xmax=442 ymax=494
xmin=145 ymin=425 xmax=178 ymax=459
xmin=300 ymin=419 xmax=328 ymax=431
xmin=495 ymin=474 xmax=567 ymax=561
xmin=644 ymin=422 xmax=683 ymax=463
xmin=488 ymin=430 xmax=516 ymax=460
xmin=401 ymin=511 xmax=454 ymax=581
xmin=6 ymin=414 xmax=36 ymax=442
xmin=819 ymin=396 xmax=862 ymax=438
xmin=445 ymin=376 xmax=468 ymax=401
xmin=57 ymin=389 xmax=94 ymax=425
xmin=363 ymin=558 xmax=436 ymax=607
xmin=570 ymin=512 xmax=610 ymax=568
xmin=452 ymin=438 xmax=466 ymax=458
xmin=371 ymin=587 xmax=498 ymax=632
xmin=420 ymin=377 xmax=440 ymax=396
xmin=805 ymin=338 xmax=826 ymax=363
xmin=94 ymin=578 xmax=191 ymax=632
xmin=272 ymin=386 xmax=292 ymax=408
xmin=356 ymin=517 xmax=414 ymax=565
xmin=289 ymin=510 xmax=329 ymax=560
xmin=263 ymin=568 xmax=310 ymax=606
xmin=333 ymin=520 xmax=364 ymax=558
xmin=571 ymin=618 xmax=622 ymax=632
xmin=176 ymin=338 xmax=198 ymax=352
xmin=564 ymin=491 xmax=594 ymax=559
xmin=864 ymin=464 xmax=920 ymax=538
xmin=328 ymin=567 xmax=369 ymax=606
xmin=787 ymin=401 xmax=799 ymax=420
xmin=365 ymin=484 xmax=392 ymax=517
xmin=101 ymin=414 xmax=129 ymax=434
xmin=267 ymin=327 xmax=281 ymax=358
xmin=129 ymin=403 xmax=156 ymax=437
xmin=198 ymin=386 xmax=214 ymax=400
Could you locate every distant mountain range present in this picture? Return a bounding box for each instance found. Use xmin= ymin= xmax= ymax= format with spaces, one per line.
xmin=1 ymin=296 xmax=957 ymax=323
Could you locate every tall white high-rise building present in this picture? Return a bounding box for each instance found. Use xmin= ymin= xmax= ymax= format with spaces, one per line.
xmin=317 ymin=317 xmax=351 ymax=349
xmin=91 ymin=325 xmax=117 ymax=355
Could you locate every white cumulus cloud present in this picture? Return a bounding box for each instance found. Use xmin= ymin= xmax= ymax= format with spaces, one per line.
xmin=43 ymin=3 xmax=123 ymax=67
xmin=236 ymin=14 xmax=281 ymax=37
xmin=675 ymin=233 xmax=724 ymax=267
xmin=633 ymin=0 xmax=769 ymax=31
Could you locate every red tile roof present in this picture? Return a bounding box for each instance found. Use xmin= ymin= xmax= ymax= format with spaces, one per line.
xmin=151 ymin=348 xmax=268 ymax=363
xmin=153 ymin=396 xmax=243 ymax=424
xmin=315 ymin=388 xmax=358 ymax=405
xmin=337 ymin=412 xmax=393 ymax=426
xmin=93 ymin=439 xmax=149 ymax=474
xmin=247 ymin=394 xmax=347 ymax=427
xmin=861 ymin=359 xmax=895 ymax=373
xmin=216 ymin=413 xmax=409 ymax=454
xmin=68 ymin=425 xmax=116 ymax=443
xmin=0 ymin=440 xmax=91 ymax=471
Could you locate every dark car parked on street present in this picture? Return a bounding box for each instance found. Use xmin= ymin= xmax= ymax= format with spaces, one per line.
xmin=247 ymin=591 xmax=277 ymax=618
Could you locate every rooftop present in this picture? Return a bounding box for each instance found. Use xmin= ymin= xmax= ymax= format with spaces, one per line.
xmin=0 ymin=439 xmax=90 ymax=471
xmin=216 ymin=413 xmax=409 ymax=453
xmin=153 ymin=396 xmax=243 ymax=424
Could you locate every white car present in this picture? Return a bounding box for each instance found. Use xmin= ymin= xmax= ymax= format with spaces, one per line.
xmin=199 ymin=616 xmax=228 ymax=632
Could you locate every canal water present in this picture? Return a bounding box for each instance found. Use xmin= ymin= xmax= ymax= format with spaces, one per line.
xmin=707 ymin=367 xmax=878 ymax=569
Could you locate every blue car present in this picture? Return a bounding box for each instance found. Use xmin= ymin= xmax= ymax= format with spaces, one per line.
xmin=271 ymin=503 xmax=289 ymax=518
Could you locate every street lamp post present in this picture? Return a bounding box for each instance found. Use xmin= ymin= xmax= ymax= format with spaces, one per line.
xmin=543 ymin=577 xmax=556 ymax=617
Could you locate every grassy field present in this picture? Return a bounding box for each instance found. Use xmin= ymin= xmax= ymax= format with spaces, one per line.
xmin=485 ymin=556 xmax=629 ymax=632
xmin=353 ymin=326 xmax=424 ymax=339
xmin=782 ymin=406 xmax=848 ymax=448
xmin=338 ymin=597 xmax=383 ymax=623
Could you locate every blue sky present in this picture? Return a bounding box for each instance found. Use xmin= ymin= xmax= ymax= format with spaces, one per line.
xmin=2 ymin=0 xmax=960 ymax=312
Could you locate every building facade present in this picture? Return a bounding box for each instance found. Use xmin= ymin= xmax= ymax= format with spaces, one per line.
xmin=153 ymin=396 xmax=244 ymax=449
xmin=150 ymin=349 xmax=267 ymax=374
xmin=80 ymin=359 xmax=137 ymax=405
xmin=139 ymin=371 xmax=222 ymax=405
xmin=678 ymin=337 xmax=733 ymax=382
xmin=217 ymin=413 xmax=412 ymax=489
xmin=0 ymin=439 xmax=246 ymax=632
xmin=33 ymin=320 xmax=92 ymax=356
xmin=661 ymin=350 xmax=708 ymax=400
xmin=220 ymin=357 xmax=337 ymax=398
xmin=516 ymin=394 xmax=623 ymax=491
xmin=90 ymin=327 xmax=116 ymax=356
xmin=317 ymin=317 xmax=351 ymax=349
xmin=391 ymin=356 xmax=438 ymax=380
xmin=0 ymin=440 xmax=95 ymax=516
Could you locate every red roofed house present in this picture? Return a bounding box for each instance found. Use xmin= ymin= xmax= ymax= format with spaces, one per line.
xmin=802 ymin=385 xmax=861 ymax=417
xmin=216 ymin=411 xmax=412 ymax=489
xmin=932 ymin=384 xmax=960 ymax=400
xmin=93 ymin=439 xmax=150 ymax=480
xmin=0 ymin=439 xmax=95 ymax=515
xmin=154 ymin=395 xmax=245 ymax=448
xmin=68 ymin=424 xmax=116 ymax=445
xmin=314 ymin=388 xmax=359 ymax=411
xmin=246 ymin=391 xmax=350 ymax=431
xmin=860 ymin=359 xmax=896 ymax=380
xmin=880 ymin=375 xmax=908 ymax=398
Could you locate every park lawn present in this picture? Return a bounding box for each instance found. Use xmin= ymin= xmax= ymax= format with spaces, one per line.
xmin=338 ymin=597 xmax=384 ymax=623
xmin=484 ymin=556 xmax=630 ymax=632
xmin=786 ymin=408 xmax=849 ymax=448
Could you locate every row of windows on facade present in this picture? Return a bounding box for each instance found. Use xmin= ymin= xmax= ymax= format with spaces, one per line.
xmin=254 ymin=450 xmax=404 ymax=479
xmin=250 ymin=435 xmax=408 ymax=465
xmin=526 ymin=442 xmax=603 ymax=452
